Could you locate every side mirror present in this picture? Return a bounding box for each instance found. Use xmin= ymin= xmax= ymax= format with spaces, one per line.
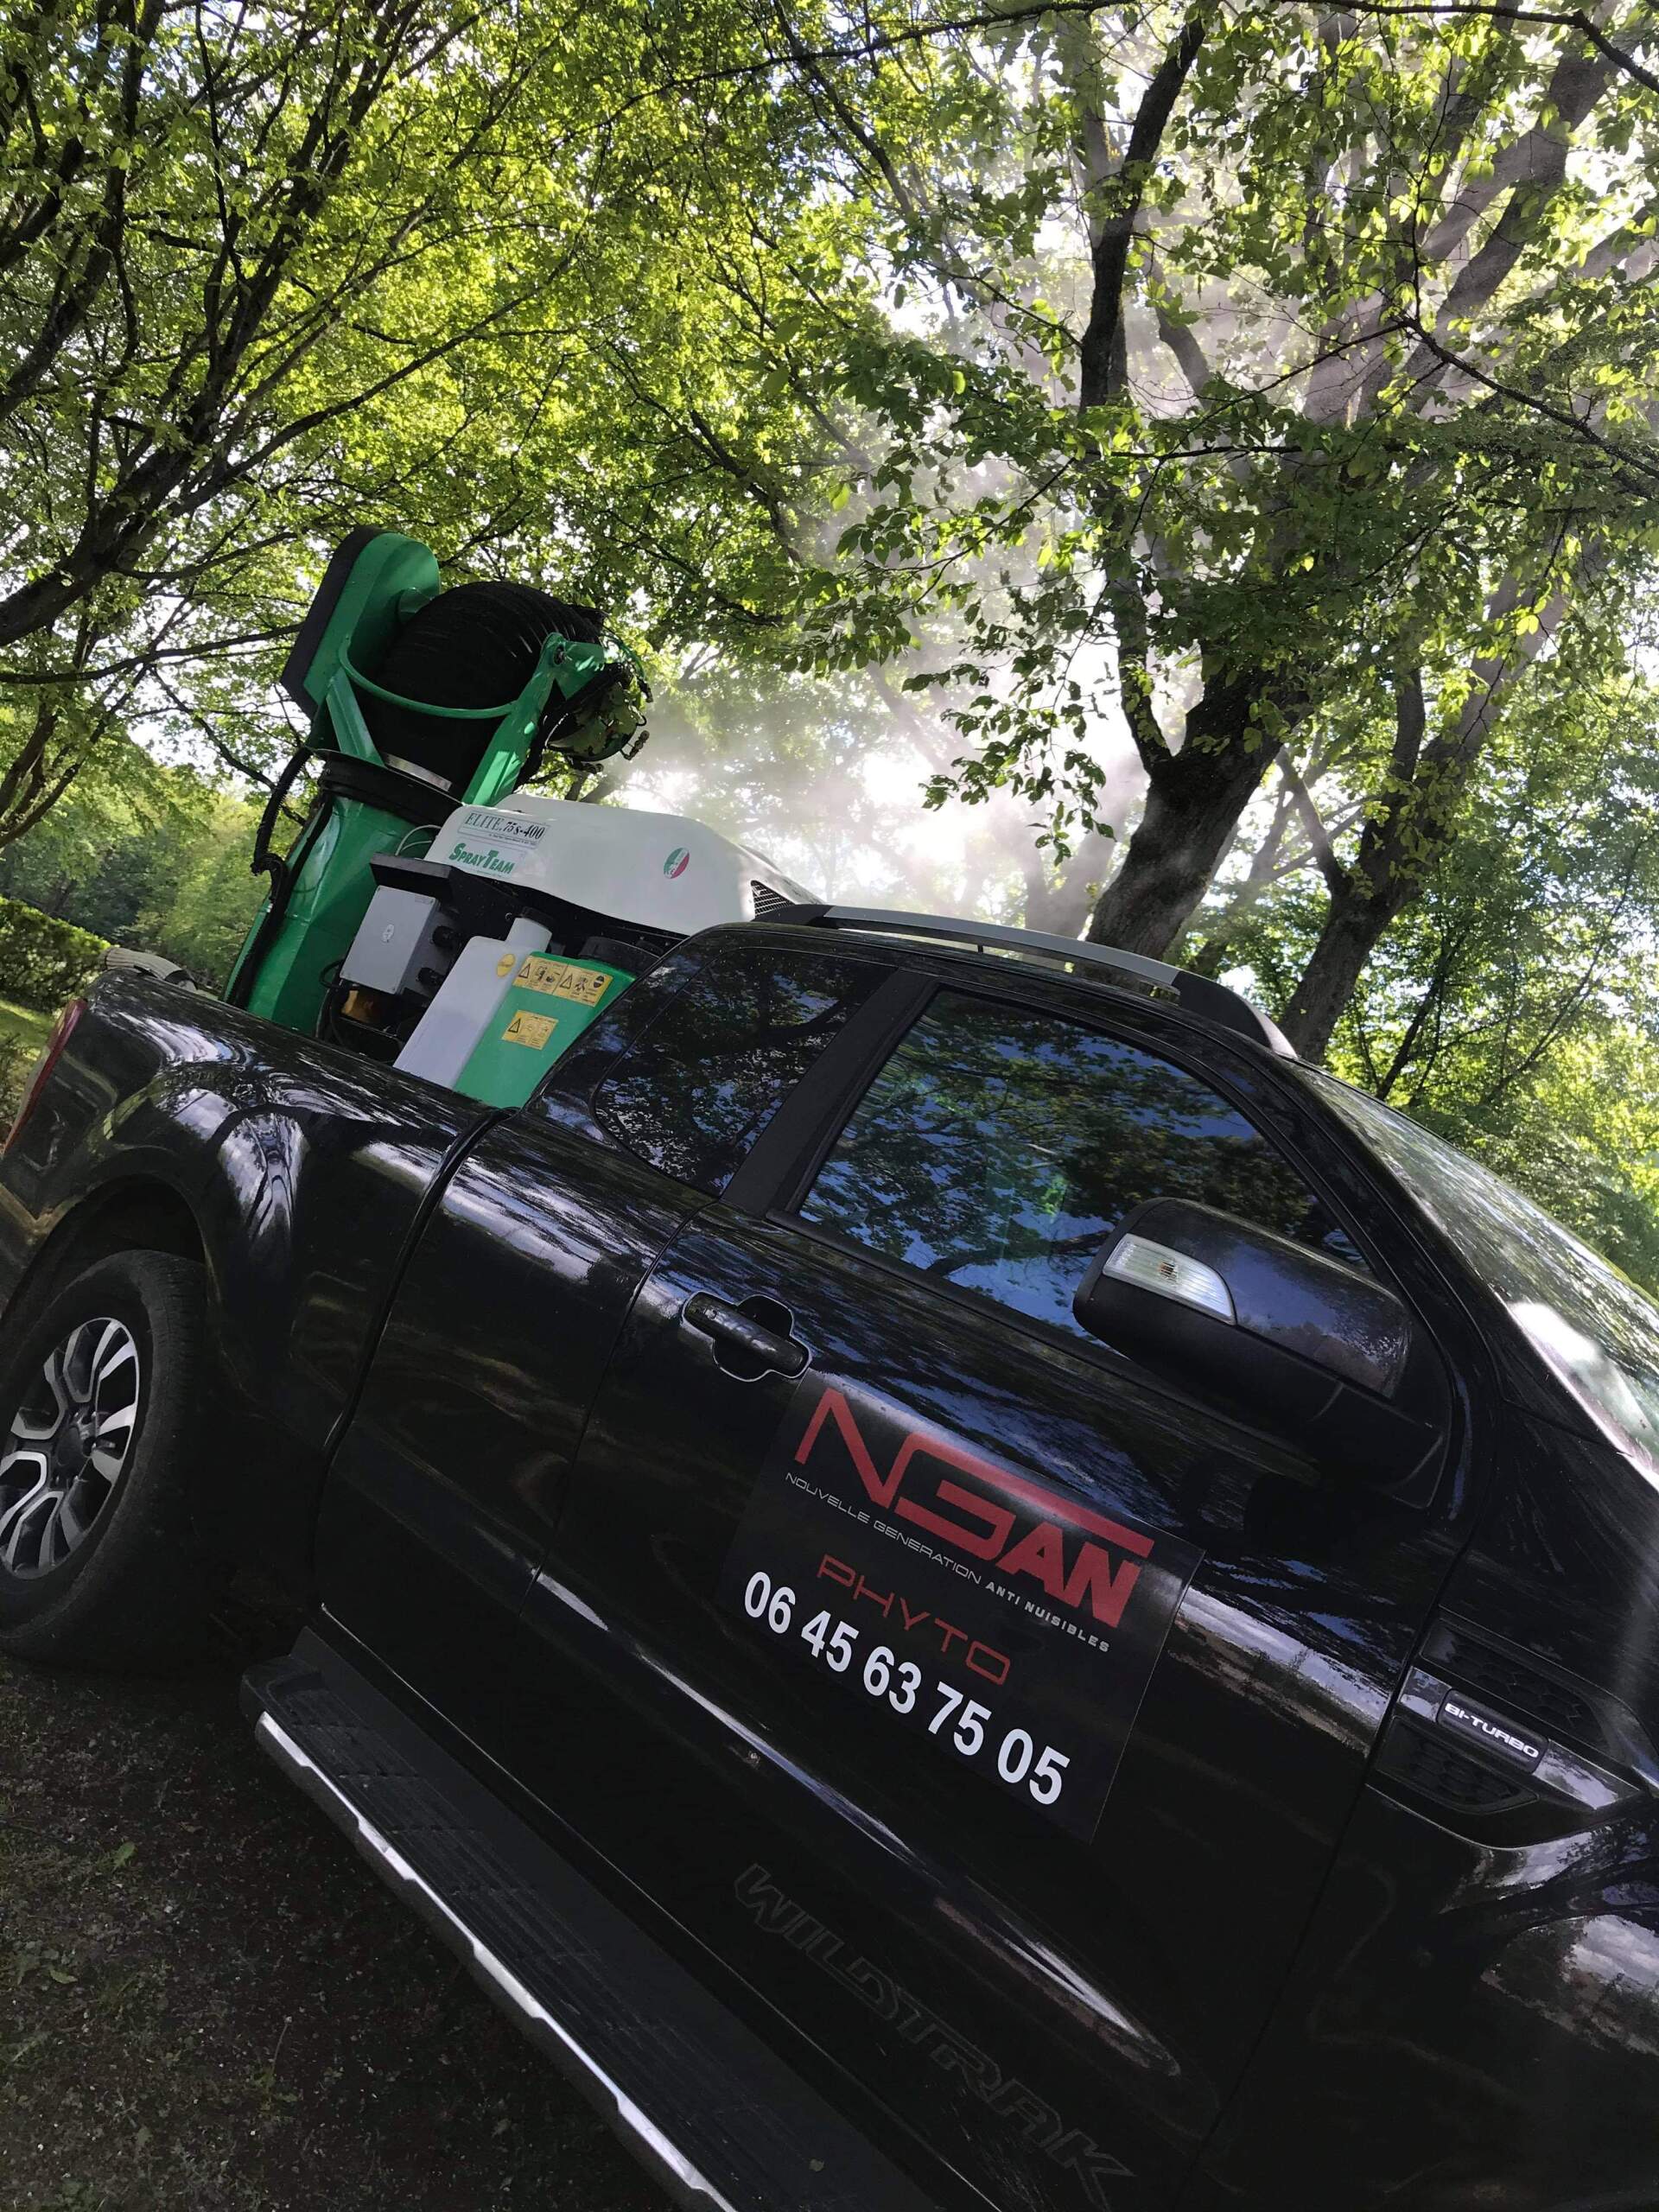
xmin=1074 ymin=1198 xmax=1441 ymax=1484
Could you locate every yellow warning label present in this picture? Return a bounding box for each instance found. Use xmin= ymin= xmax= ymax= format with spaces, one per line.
xmin=502 ymin=1010 xmax=557 ymax=1050
xmin=514 ymin=957 xmax=610 ymax=1007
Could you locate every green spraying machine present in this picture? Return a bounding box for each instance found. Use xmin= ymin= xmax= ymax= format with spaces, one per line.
xmin=219 ymin=531 xmax=810 ymax=1108
xmin=225 ymin=528 xmax=650 ymax=1037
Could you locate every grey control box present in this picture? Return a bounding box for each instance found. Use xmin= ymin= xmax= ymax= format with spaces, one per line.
xmin=342 ymin=886 xmax=453 ymax=999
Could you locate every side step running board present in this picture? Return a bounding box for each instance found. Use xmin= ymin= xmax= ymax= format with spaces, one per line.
xmin=243 ymin=1631 xmax=939 ymax=2212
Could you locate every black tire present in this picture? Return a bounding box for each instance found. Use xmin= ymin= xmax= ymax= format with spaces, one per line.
xmin=0 ymin=1250 xmax=220 ymax=1667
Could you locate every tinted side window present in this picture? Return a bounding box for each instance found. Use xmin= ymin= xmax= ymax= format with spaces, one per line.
xmin=801 ymin=990 xmax=1361 ymax=1342
xmin=593 ymin=942 xmax=887 ymax=1196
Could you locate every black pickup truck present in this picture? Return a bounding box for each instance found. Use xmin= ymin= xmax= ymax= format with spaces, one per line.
xmin=1 ymin=908 xmax=1656 ymax=2212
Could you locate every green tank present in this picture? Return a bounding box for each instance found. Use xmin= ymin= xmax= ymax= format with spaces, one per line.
xmin=454 ymin=951 xmax=634 ymax=1108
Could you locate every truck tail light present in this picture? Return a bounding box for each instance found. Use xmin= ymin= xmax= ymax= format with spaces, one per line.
xmin=3 ymin=995 xmax=86 ymax=1158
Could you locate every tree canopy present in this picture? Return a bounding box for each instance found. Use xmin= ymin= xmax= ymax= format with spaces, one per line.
xmin=748 ymin=2 xmax=1659 ymax=1040
xmin=3 ymin=0 xmax=1658 ymax=1272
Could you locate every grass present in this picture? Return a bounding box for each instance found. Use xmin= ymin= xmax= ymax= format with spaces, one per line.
xmin=0 ymin=1633 xmax=669 ymax=2212
xmin=0 ymin=998 xmax=52 ymax=1054
xmin=0 ymin=999 xmax=55 ymax=1135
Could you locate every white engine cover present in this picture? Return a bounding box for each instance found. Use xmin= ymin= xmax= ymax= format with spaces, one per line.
xmin=431 ymin=796 xmax=816 ymax=933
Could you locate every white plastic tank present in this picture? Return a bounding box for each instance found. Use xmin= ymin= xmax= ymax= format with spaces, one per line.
xmin=393 ymin=918 xmax=551 ymax=1088
xmin=429 ymin=796 xmax=817 ymax=933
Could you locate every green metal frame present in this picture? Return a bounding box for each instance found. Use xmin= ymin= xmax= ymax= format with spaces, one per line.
xmin=224 ymin=531 xmax=620 ymax=1030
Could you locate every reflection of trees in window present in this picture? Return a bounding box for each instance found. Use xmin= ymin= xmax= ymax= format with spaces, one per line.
xmin=806 ymin=995 xmax=1360 ymax=1338
xmin=594 ymin=947 xmax=884 ymax=1193
xmin=1316 ymin=1073 xmax=1659 ymax=1449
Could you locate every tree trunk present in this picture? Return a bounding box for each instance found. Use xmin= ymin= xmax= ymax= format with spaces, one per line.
xmin=1280 ymin=624 xmax=1564 ymax=1061
xmin=1085 ymin=712 xmax=1279 ymax=957
xmin=1279 ymin=882 xmax=1401 ymax=1059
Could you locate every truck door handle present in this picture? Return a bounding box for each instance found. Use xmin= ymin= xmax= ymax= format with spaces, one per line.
xmin=681 ymin=1292 xmax=810 ymax=1380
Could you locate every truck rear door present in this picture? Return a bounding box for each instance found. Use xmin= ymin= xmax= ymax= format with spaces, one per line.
xmin=313 ymin=933 xmax=899 ymax=1764
xmin=518 ymin=953 xmax=1478 ymax=2212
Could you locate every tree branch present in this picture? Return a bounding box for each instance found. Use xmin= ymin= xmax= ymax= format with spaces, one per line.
xmin=1077 ymin=10 xmax=1209 ymax=410
xmin=1278 ymin=752 xmax=1347 ymax=896
xmin=1327 ymin=2 xmax=1659 ymax=99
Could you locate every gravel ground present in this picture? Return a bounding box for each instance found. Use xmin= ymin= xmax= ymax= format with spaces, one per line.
xmin=0 ymin=1635 xmax=671 ymax=2212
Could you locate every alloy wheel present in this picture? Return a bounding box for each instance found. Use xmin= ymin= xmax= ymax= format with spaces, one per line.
xmin=0 ymin=1317 xmax=141 ymax=1578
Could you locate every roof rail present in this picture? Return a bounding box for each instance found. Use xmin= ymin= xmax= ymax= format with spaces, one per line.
xmin=772 ymin=904 xmax=1296 ymax=1058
